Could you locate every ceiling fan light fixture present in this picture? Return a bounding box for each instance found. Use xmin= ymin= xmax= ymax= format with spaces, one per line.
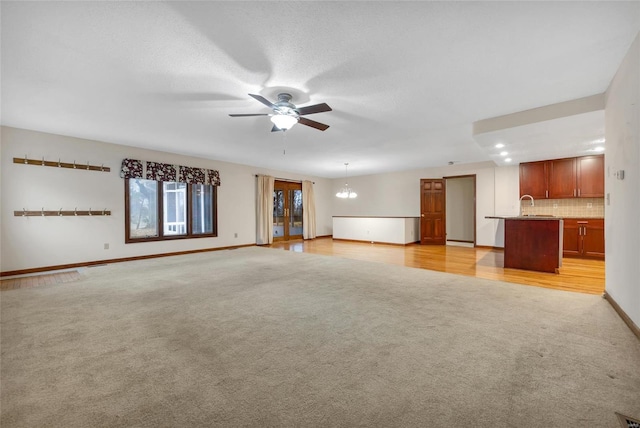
xmin=270 ymin=114 xmax=298 ymax=130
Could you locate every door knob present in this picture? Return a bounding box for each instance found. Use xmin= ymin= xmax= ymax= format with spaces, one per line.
xmin=421 ymin=213 xmax=425 ymax=217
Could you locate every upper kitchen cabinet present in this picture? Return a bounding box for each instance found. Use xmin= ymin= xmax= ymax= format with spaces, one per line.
xmin=576 ymin=155 xmax=605 ymax=198
xmin=519 ymin=161 xmax=548 ymax=199
xmin=519 ymin=154 xmax=604 ymax=199
xmin=548 ymin=157 xmax=577 ymax=198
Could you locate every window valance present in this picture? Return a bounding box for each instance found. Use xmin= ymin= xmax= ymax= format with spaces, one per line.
xmin=120 ymin=158 xmax=220 ymax=186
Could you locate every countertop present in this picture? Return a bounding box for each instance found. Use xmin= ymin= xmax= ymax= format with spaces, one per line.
xmin=486 ymin=215 xmax=603 ymax=220
xmin=485 ymin=215 xmax=562 ymax=220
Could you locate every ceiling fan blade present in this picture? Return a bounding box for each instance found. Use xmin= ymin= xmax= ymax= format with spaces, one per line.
xmin=229 ymin=113 xmax=270 ymax=117
xmin=296 ymin=103 xmax=332 ymax=116
xmin=271 ymin=125 xmax=283 ymax=132
xmin=298 ymin=117 xmax=330 ymax=131
xmin=248 ymin=93 xmax=275 ymax=109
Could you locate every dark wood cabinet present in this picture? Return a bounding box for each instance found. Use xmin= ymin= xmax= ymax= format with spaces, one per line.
xmin=504 ymin=218 xmax=563 ymax=273
xmin=519 ymin=161 xmax=548 ymax=199
xmin=562 ymin=219 xmax=581 ymax=257
xmin=519 ymin=155 xmax=603 ymax=199
xmin=582 ymin=219 xmax=605 ymax=259
xmin=563 ymin=218 xmax=604 ymax=260
xmin=548 ymin=158 xmax=577 ymax=198
xmin=576 ymin=155 xmax=605 ymax=198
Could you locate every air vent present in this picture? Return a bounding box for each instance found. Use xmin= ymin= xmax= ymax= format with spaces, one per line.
xmin=616 ymin=412 xmax=640 ymax=428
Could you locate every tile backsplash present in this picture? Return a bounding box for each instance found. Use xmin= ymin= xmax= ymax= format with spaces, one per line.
xmin=519 ymin=198 xmax=604 ymax=218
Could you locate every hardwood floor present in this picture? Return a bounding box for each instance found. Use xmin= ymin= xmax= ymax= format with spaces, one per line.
xmin=1 ymin=238 xmax=605 ymax=295
xmin=268 ymin=238 xmax=605 ymax=295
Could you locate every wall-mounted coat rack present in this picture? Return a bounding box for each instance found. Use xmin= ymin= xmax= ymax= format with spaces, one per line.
xmin=13 ymin=156 xmax=110 ymax=172
xmin=14 ymin=208 xmax=112 ymax=217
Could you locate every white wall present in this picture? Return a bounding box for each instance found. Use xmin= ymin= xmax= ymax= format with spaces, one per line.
xmin=0 ymin=126 xmax=332 ymax=272
xmin=446 ymin=176 xmax=475 ymax=242
xmin=604 ymin=32 xmax=640 ymax=328
xmin=0 ymin=126 xmax=528 ymax=273
xmin=331 ymin=161 xmax=519 ymax=248
xmin=492 ymin=165 xmax=521 ymax=247
xmin=333 ymin=217 xmax=419 ymax=244
xmin=493 ymin=165 xmax=520 ymax=216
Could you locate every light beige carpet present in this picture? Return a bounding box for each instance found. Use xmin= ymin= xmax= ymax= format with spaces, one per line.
xmin=1 ymin=247 xmax=639 ymax=427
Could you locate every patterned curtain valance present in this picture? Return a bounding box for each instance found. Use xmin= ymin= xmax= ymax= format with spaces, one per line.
xmin=120 ymin=158 xmax=143 ymax=179
xmin=147 ymin=162 xmax=177 ymax=182
xmin=120 ymin=158 xmax=221 ymax=186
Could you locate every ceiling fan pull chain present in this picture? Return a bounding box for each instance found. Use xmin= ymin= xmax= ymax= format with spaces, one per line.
xmin=283 ymin=133 xmax=287 ymax=155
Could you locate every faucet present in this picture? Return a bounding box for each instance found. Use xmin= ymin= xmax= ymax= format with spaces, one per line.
xmin=519 ymin=194 xmax=534 ymax=216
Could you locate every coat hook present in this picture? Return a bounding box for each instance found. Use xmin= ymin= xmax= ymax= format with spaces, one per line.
xmin=74 ymin=207 xmax=78 ymax=216
xmin=73 ymin=161 xmax=77 ymax=169
xmin=24 ymin=155 xmax=28 ymax=164
xmin=86 ymin=161 xmax=90 ymax=170
xmin=22 ymin=208 xmax=26 ymax=217
xmin=41 ymin=207 xmax=45 ymax=217
xmin=101 ymin=164 xmax=104 ymax=171
xmin=58 ymin=208 xmax=63 ymax=216
xmin=89 ymin=207 xmax=92 ymax=216
xmin=58 ymin=158 xmax=62 ymax=167
xmin=102 ymin=208 xmax=106 ymax=216
xmin=42 ymin=157 xmax=46 ymax=166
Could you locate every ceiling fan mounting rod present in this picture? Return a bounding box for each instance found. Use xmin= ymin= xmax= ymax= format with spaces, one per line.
xmin=274 ymin=93 xmax=297 ymax=116
xmin=277 ymin=93 xmax=293 ymax=103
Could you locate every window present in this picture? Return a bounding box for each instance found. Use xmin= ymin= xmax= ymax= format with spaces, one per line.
xmin=163 ymin=182 xmax=187 ymax=236
xmin=192 ymin=184 xmax=215 ymax=235
xmin=126 ymin=178 xmax=217 ymax=242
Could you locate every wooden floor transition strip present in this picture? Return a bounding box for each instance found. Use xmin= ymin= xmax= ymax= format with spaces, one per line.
xmin=0 ymin=270 xmax=82 ymax=291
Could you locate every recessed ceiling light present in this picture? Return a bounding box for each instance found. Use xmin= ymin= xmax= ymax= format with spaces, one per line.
xmin=495 ymin=143 xmax=505 ymax=148
xmin=500 ymin=151 xmax=508 ymax=156
xmin=504 ymin=158 xmax=512 ymax=163
xmin=593 ymin=138 xmax=606 ymax=144
xmin=592 ymin=146 xmax=605 ymax=152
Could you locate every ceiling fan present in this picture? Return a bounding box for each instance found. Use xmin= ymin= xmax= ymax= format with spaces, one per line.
xmin=229 ymin=93 xmax=332 ymax=132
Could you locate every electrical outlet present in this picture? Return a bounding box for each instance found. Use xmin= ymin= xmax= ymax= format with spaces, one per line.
xmin=104 ymin=243 xmax=109 ymax=250
xmin=553 ymin=204 xmax=558 ymax=208
xmin=587 ymin=203 xmax=593 ymax=209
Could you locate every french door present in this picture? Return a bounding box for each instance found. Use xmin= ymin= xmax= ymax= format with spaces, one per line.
xmin=273 ymin=181 xmax=303 ymax=242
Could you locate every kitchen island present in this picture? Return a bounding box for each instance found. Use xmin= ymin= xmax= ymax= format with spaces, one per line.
xmin=488 ymin=216 xmax=564 ymax=273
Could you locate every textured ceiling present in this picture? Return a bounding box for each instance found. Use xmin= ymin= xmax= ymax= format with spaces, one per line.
xmin=2 ymin=1 xmax=639 ymax=178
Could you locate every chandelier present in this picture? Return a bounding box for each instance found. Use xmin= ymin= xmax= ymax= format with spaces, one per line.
xmin=336 ymin=163 xmax=357 ymax=199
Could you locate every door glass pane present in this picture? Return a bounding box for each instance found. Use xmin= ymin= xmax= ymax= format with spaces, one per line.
xmin=129 ymin=179 xmax=158 ymax=239
xmin=289 ymin=189 xmax=303 ymax=236
xmin=163 ymin=182 xmax=187 ymax=235
xmin=192 ymin=184 xmax=213 ymax=234
xmin=273 ymin=190 xmax=284 ymax=238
